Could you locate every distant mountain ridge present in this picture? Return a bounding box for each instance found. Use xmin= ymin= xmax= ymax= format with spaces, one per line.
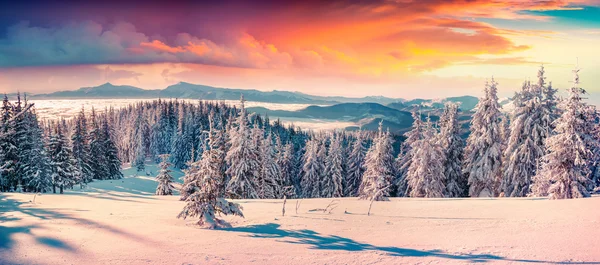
xmin=30 ymin=82 xmax=405 ymax=105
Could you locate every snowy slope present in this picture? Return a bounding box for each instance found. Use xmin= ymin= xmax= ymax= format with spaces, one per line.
xmin=1 ymin=175 xmax=599 ymax=265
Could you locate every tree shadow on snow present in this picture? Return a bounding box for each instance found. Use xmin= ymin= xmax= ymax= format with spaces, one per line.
xmin=0 ymin=194 xmax=158 ymax=255
xmin=223 ymin=223 xmax=600 ymax=264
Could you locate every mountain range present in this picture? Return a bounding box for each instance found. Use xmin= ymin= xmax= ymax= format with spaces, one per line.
xmin=26 ymin=82 xmax=482 ymax=111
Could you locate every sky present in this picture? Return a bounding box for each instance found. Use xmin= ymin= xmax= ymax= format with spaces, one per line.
xmin=0 ymin=0 xmax=599 ymax=101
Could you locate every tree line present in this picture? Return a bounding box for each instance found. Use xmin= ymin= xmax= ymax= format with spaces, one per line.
xmin=1 ymin=66 xmax=598 ymax=201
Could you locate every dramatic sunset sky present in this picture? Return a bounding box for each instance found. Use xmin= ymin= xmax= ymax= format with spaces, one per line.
xmin=0 ymin=0 xmax=599 ymax=100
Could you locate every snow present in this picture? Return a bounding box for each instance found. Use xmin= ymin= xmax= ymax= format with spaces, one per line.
xmin=2 ymin=171 xmax=599 ymax=264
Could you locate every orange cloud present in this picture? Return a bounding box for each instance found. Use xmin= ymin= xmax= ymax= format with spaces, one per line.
xmin=140 ymin=40 xmax=185 ymax=53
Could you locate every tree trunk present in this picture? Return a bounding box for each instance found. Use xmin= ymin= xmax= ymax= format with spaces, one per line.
xmin=60 ymin=185 xmax=64 ymax=194
xmin=53 ymin=185 xmax=56 ymax=194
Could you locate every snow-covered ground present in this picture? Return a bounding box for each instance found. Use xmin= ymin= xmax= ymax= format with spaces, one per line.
xmin=1 ymin=172 xmax=599 ymax=264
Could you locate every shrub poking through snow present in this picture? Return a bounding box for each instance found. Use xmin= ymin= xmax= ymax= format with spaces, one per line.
xmin=155 ymin=154 xmax=175 ymax=195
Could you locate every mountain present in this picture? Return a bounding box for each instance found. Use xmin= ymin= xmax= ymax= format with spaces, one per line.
xmin=33 ymin=82 xmax=405 ymax=105
xmin=247 ymin=102 xmax=418 ymax=132
xmin=34 ymin=83 xmax=161 ymax=98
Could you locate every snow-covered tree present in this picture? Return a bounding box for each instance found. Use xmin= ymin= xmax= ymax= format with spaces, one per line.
xmin=47 ymin=125 xmax=78 ymax=194
xmin=71 ymin=107 xmax=93 ymax=185
xmin=301 ymin=137 xmax=322 ymax=198
xmin=406 ymin=117 xmax=445 ymax=197
xmin=395 ymin=110 xmax=424 ymax=197
xmin=345 ymin=130 xmax=366 ymax=197
xmin=438 ymin=103 xmax=466 ymax=197
xmin=323 ymin=134 xmax=344 ymax=198
xmin=257 ymin=132 xmax=281 ymax=199
xmin=359 ymin=122 xmax=395 ymax=201
xmin=0 ymin=94 xmax=18 ymax=192
xmin=226 ymin=95 xmax=260 ymax=199
xmin=102 ymin=115 xmax=123 ymax=180
xmin=277 ymin=141 xmax=296 ymax=197
xmin=178 ymin=118 xmax=243 ymax=228
xmin=88 ymin=108 xmax=109 ymax=180
xmin=155 ymin=154 xmax=175 ymax=195
xmin=464 ymin=79 xmax=504 ymax=197
xmin=22 ymin=106 xmax=51 ymax=193
xmin=502 ymin=67 xmax=554 ymax=197
xmin=531 ymin=67 xmax=595 ymax=199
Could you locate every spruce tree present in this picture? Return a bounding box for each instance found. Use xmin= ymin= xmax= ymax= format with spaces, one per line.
xmin=323 ymin=134 xmax=344 ymax=198
xmin=345 ymin=131 xmax=366 ymax=197
xmin=102 ymin=115 xmax=123 ymax=180
xmin=155 ymin=154 xmax=175 ymax=195
xmin=71 ymin=107 xmax=93 ymax=185
xmin=395 ymin=110 xmax=424 ymax=197
xmin=406 ymin=117 xmax=445 ymax=197
xmin=178 ymin=117 xmax=243 ymax=228
xmin=301 ymin=137 xmax=322 ymax=198
xmin=531 ymin=67 xmax=595 ymax=199
xmin=48 ymin=125 xmax=78 ymax=194
xmin=0 ymin=95 xmax=18 ymax=191
xmin=258 ymin=132 xmax=281 ymax=199
xmin=89 ymin=108 xmax=109 ymax=180
xmin=359 ymin=122 xmax=395 ymax=201
xmin=464 ymin=79 xmax=504 ymax=197
xmin=225 ymin=95 xmax=260 ymax=199
xmin=502 ymin=67 xmax=553 ymax=197
xmin=438 ymin=103 xmax=466 ymax=197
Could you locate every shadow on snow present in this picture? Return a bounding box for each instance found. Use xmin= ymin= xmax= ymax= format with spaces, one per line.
xmin=223 ymin=223 xmax=599 ymax=264
xmin=0 ymin=193 xmax=159 ymax=256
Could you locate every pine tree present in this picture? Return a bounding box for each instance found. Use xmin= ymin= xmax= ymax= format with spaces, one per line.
xmin=345 ymin=131 xmax=367 ymax=197
xmin=323 ymin=134 xmax=344 ymax=198
xmin=71 ymin=107 xmax=93 ymax=185
xmin=531 ymin=67 xmax=595 ymax=199
xmin=102 ymin=115 xmax=123 ymax=180
xmin=502 ymin=67 xmax=553 ymax=197
xmin=155 ymin=154 xmax=175 ymax=195
xmin=278 ymin=142 xmax=296 ymax=197
xmin=406 ymin=117 xmax=445 ymax=197
xmin=359 ymin=122 xmax=395 ymax=201
xmin=301 ymin=137 xmax=322 ymax=198
xmin=47 ymin=125 xmax=78 ymax=194
xmin=464 ymin=79 xmax=504 ymax=197
xmin=0 ymin=94 xmax=18 ymax=191
xmin=89 ymin=108 xmax=109 ymax=180
xmin=22 ymin=104 xmax=51 ymax=193
xmin=178 ymin=117 xmax=243 ymax=228
xmin=395 ymin=110 xmax=424 ymax=197
xmin=225 ymin=95 xmax=260 ymax=199
xmin=258 ymin=132 xmax=282 ymax=199
xmin=438 ymin=103 xmax=466 ymax=197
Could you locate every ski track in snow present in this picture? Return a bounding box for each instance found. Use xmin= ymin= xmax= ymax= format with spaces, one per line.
xmin=1 ymin=170 xmax=599 ymax=265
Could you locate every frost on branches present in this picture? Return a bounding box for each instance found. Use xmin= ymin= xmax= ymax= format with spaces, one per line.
xmin=301 ymin=137 xmax=323 ymax=198
xmin=395 ymin=110 xmax=424 ymax=197
xmin=438 ymin=103 xmax=465 ymax=197
xmin=323 ymin=134 xmax=344 ymax=198
xmin=531 ymin=67 xmax=596 ymax=199
xmin=406 ymin=116 xmax=445 ymax=198
xmin=178 ymin=119 xmax=243 ymax=228
xmin=359 ymin=122 xmax=395 ymax=201
xmin=502 ymin=66 xmax=554 ymax=197
xmin=464 ymin=79 xmax=504 ymax=197
xmin=155 ymin=154 xmax=175 ymax=195
xmin=345 ymin=130 xmax=366 ymax=197
xmin=225 ymin=95 xmax=260 ymax=199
